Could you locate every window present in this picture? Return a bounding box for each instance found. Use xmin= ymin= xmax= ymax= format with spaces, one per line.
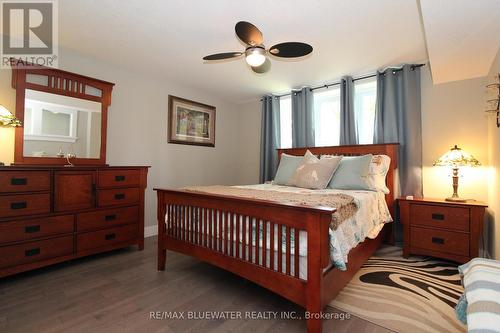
xmin=313 ymin=87 xmax=340 ymax=146
xmin=24 ymin=99 xmax=78 ymax=143
xmin=354 ymin=77 xmax=377 ymax=144
xmin=279 ymin=96 xmax=292 ymax=149
xmin=276 ymin=76 xmax=377 ymax=148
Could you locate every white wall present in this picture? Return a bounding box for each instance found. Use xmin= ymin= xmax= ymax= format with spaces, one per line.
xmin=487 ymin=48 xmax=500 ymax=259
xmin=236 ymin=100 xmax=262 ymax=184
xmin=0 ymin=49 xmax=245 ymax=231
xmin=421 ymin=66 xmax=489 ymax=203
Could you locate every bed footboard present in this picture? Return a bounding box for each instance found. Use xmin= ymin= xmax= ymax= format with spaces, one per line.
xmin=155 ymin=188 xmax=334 ymax=332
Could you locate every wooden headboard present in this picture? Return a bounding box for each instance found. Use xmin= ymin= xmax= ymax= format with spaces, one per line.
xmin=277 ymin=143 xmax=399 ymax=215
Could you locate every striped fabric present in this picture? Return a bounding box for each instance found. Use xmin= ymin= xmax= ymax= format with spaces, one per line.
xmin=458 ymin=258 xmax=500 ymax=333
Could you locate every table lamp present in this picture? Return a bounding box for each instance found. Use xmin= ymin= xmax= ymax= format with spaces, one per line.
xmin=433 ymin=145 xmax=480 ymax=202
xmin=0 ymin=105 xmax=21 ymax=166
xmin=0 ymin=105 xmax=21 ymax=127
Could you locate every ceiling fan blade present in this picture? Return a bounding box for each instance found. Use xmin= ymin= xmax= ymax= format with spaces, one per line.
xmin=235 ymin=21 xmax=263 ymax=46
xmin=250 ymin=58 xmax=271 ymax=74
xmin=203 ymin=52 xmax=243 ymax=61
xmin=269 ymin=42 xmax=313 ymax=58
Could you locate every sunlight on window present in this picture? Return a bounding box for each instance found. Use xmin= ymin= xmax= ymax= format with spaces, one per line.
xmin=279 ymin=96 xmax=292 ymax=149
xmin=313 ymin=88 xmax=340 ymax=147
xmin=277 ymin=78 xmax=376 ymax=149
xmin=354 ymin=78 xmax=377 ymax=144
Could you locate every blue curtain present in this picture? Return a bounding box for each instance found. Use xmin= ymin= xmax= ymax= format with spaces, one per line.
xmin=374 ymin=64 xmax=423 ymax=243
xmin=340 ymin=76 xmax=357 ymax=145
xmin=291 ymin=87 xmax=314 ymax=147
xmin=259 ymin=95 xmax=281 ymax=183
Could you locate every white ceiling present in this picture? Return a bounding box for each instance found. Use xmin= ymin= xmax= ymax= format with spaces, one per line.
xmin=58 ymin=0 xmax=427 ymax=103
xmin=56 ymin=0 xmax=499 ymax=103
xmin=420 ymin=0 xmax=500 ymax=84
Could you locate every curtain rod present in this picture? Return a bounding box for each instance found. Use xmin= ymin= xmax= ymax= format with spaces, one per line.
xmin=262 ymin=63 xmax=425 ymax=100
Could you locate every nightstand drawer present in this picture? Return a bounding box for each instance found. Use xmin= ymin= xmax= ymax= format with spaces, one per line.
xmin=410 ymin=226 xmax=469 ymax=256
xmin=410 ymin=204 xmax=469 ymax=232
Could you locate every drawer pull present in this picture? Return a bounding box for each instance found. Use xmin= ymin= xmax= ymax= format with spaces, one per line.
xmin=105 ymin=233 xmax=116 ymax=240
xmin=25 ymin=225 xmax=40 ymax=233
xmin=11 ymin=178 xmax=27 ymax=185
xmin=25 ymin=248 xmax=40 ymax=257
xmin=11 ymin=202 xmax=27 ymax=210
xmin=432 ymin=213 xmax=445 ymax=221
xmin=105 ymin=214 xmax=117 ymax=221
xmin=432 ymin=237 xmax=445 ymax=245
xmin=115 ymin=175 xmax=126 ymax=182
xmin=114 ymin=193 xmax=125 ymax=200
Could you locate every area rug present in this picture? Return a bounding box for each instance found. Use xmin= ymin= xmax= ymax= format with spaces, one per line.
xmin=329 ymin=246 xmax=466 ymax=333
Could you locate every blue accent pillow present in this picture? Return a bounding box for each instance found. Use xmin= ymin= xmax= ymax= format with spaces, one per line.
xmin=273 ymin=153 xmax=304 ymax=185
xmin=328 ymin=154 xmax=374 ymax=190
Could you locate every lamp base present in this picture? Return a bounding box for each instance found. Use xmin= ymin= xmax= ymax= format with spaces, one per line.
xmin=445 ymin=196 xmax=468 ymax=202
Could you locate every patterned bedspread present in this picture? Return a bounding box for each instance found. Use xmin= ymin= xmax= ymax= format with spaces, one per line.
xmin=183 ymin=185 xmax=358 ymax=230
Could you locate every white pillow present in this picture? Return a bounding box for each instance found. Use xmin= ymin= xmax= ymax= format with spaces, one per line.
xmin=366 ymin=155 xmax=391 ymax=193
xmin=287 ymin=150 xmax=342 ymax=190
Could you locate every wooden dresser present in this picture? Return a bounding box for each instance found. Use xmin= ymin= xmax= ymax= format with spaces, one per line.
xmin=399 ymin=197 xmax=487 ymax=263
xmin=0 ymin=166 xmax=148 ymax=277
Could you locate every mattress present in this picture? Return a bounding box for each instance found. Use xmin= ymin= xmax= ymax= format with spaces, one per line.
xmin=165 ymin=184 xmax=393 ymax=273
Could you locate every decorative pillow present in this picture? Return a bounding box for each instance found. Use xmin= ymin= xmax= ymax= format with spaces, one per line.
xmin=457 ymin=258 xmax=500 ymax=331
xmin=273 ymin=153 xmax=304 ymax=185
xmin=367 ymin=155 xmax=391 ymax=194
xmin=328 ymin=154 xmax=373 ymax=190
xmin=287 ymin=151 xmax=342 ymax=190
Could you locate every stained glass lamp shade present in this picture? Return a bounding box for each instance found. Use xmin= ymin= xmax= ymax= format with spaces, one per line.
xmin=433 ymin=145 xmax=480 ymax=202
xmin=0 ymin=105 xmax=21 ymax=127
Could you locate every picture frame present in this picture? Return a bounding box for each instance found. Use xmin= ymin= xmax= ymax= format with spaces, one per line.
xmin=167 ymin=95 xmax=216 ymax=147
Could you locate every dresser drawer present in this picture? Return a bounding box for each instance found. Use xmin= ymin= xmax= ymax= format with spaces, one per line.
xmin=0 ymin=236 xmax=73 ymax=269
xmin=77 ymin=206 xmax=139 ymax=231
xmin=0 ymin=193 xmax=50 ymax=217
xmin=410 ymin=204 xmax=469 ymax=232
xmin=0 ymin=171 xmax=50 ymax=193
xmin=98 ymin=169 xmax=141 ymax=188
xmin=0 ymin=215 xmax=74 ymax=244
xmin=76 ymin=224 xmax=137 ymax=252
xmin=97 ymin=188 xmax=140 ymax=207
xmin=410 ymin=226 xmax=469 ymax=256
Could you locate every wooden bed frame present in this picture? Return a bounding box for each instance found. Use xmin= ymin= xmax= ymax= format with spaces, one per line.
xmin=155 ymin=143 xmax=398 ymax=332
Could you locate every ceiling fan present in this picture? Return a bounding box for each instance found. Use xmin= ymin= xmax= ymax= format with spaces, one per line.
xmin=203 ymin=21 xmax=313 ymax=74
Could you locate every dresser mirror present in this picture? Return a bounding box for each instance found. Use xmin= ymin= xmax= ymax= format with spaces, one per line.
xmin=23 ymin=89 xmax=102 ymax=159
xmin=12 ymin=63 xmax=114 ymax=165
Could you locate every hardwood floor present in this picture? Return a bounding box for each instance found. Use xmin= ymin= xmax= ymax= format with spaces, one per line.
xmin=0 ymin=237 xmax=393 ymax=333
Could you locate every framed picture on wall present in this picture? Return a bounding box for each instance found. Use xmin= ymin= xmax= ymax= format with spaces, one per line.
xmin=167 ymin=95 xmax=216 ymax=147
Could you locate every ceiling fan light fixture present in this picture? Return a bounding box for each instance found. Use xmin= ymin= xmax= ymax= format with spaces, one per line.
xmin=245 ymin=47 xmax=266 ymax=67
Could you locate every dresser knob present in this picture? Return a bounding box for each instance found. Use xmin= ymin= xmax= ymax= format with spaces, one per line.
xmin=25 ymin=225 xmax=40 ymax=233
xmin=11 ymin=178 xmax=27 ymax=185
xmin=11 ymin=202 xmax=27 ymax=210
xmin=432 ymin=237 xmax=445 ymax=245
xmin=25 ymin=248 xmax=40 ymax=257
xmin=105 ymin=233 xmax=116 ymax=240
xmin=431 ymin=213 xmax=445 ymax=221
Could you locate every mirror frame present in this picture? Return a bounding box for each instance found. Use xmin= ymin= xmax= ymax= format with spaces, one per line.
xmin=11 ymin=62 xmax=114 ymax=165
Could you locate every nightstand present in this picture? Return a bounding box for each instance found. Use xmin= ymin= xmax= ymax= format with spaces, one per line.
xmin=398 ymin=198 xmax=487 ymax=263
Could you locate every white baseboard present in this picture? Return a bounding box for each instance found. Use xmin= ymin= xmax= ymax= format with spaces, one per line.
xmin=144 ymin=225 xmax=158 ymax=238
